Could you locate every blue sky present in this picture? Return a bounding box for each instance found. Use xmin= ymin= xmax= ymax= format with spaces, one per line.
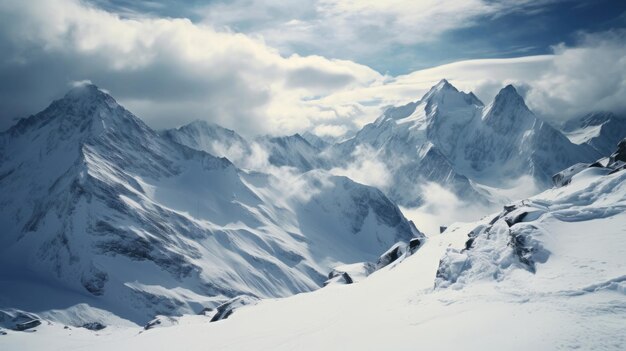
xmin=0 ymin=0 xmax=625 ymax=136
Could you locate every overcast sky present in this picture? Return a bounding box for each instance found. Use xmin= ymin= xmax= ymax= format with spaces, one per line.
xmin=1 ymin=0 xmax=625 ymax=136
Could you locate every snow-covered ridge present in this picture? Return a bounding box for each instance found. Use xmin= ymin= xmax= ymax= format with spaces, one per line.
xmin=0 ymin=84 xmax=421 ymax=326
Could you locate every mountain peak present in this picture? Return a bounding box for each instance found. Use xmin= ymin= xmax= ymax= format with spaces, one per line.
xmin=488 ymin=84 xmax=530 ymax=115
xmin=483 ymin=84 xmax=535 ymax=133
xmin=420 ymin=79 xmax=483 ymax=110
xmin=51 ymin=83 xmax=122 ymax=118
xmin=63 ymin=83 xmax=113 ymax=103
xmin=494 ymin=84 xmax=524 ymax=105
xmin=429 ymin=79 xmax=458 ymax=95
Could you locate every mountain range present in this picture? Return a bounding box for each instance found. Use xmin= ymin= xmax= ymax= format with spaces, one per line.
xmin=1 ymin=80 xmax=625 ymax=349
xmin=0 ymin=84 xmax=421 ymax=324
xmin=165 ymin=80 xmax=620 ymax=209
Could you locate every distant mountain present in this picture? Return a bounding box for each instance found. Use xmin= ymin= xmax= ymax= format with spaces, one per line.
xmin=255 ymin=133 xmax=328 ymax=171
xmin=328 ymin=80 xmax=600 ymax=206
xmin=561 ymin=111 xmax=626 ymax=156
xmin=161 ymin=120 xmax=252 ymax=163
xmin=301 ymin=131 xmax=331 ymax=150
xmin=164 ymin=121 xmax=328 ymax=172
xmin=0 ymin=84 xmax=421 ymax=325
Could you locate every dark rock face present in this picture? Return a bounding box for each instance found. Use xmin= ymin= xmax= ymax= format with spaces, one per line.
xmin=15 ymin=320 xmax=41 ymax=331
xmin=210 ymin=296 xmax=259 ymax=323
xmin=144 ymin=319 xmax=161 ymax=330
xmin=508 ymin=225 xmax=550 ymax=274
xmin=439 ymin=226 xmax=447 ymax=234
xmin=81 ymin=269 xmax=108 ymax=296
xmin=376 ymin=243 xmax=406 ymax=269
xmin=609 ymin=138 xmax=626 ymax=163
xmin=552 ymin=163 xmax=590 ymax=187
xmin=504 ymin=211 xmax=529 ymax=227
xmin=326 ymin=270 xmax=354 ymax=285
xmin=340 ymin=272 xmax=353 ymax=284
xmin=82 ymin=322 xmax=106 ymax=331
xmin=409 ymin=238 xmax=422 ymax=254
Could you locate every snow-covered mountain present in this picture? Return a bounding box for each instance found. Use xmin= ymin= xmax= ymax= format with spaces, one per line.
xmin=163 ymin=121 xmax=327 ymax=172
xmin=561 ymin=111 xmax=626 ymax=156
xmin=329 ymin=80 xmax=600 ymax=207
xmin=161 ymin=120 xmax=253 ymax=165
xmin=6 ymin=139 xmax=625 ymax=351
xmin=0 ymin=84 xmax=421 ymax=325
xmin=256 ymin=133 xmax=329 ymax=171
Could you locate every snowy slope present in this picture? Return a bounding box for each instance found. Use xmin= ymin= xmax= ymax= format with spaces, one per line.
xmin=0 ymin=84 xmax=421 ymax=325
xmin=5 ymin=145 xmax=624 ymax=350
xmin=329 ymin=80 xmax=599 ymax=207
xmin=561 ymin=111 xmax=626 ymax=156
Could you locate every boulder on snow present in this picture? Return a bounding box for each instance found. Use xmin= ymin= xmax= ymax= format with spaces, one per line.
xmin=439 ymin=226 xmax=447 ymax=234
xmin=376 ymin=242 xmax=407 ymax=269
xmin=14 ymin=319 xmax=41 ymax=331
xmin=81 ymin=322 xmax=106 ymax=331
xmin=210 ymin=295 xmax=259 ymax=322
xmin=409 ymin=238 xmax=422 ymax=254
xmin=325 ymin=262 xmax=376 ymax=286
xmin=144 ymin=316 xmax=179 ymax=330
xmin=503 ymin=204 xmax=517 ymax=212
xmin=552 ymin=163 xmax=590 ymax=187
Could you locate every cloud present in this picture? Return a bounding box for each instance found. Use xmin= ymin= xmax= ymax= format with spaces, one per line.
xmin=0 ymin=0 xmax=382 ymax=135
xmin=400 ymin=182 xmax=496 ymax=236
xmin=526 ymin=30 xmax=626 ymax=118
xmin=0 ymin=0 xmax=623 ymax=138
xmin=310 ymin=29 xmax=626 ymax=128
xmin=400 ymin=174 xmax=544 ymax=236
xmin=329 ymin=145 xmax=390 ymax=189
xmin=197 ymin=0 xmax=572 ymax=67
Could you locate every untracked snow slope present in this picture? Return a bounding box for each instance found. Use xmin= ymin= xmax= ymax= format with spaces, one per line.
xmin=4 ymin=142 xmax=625 ymax=350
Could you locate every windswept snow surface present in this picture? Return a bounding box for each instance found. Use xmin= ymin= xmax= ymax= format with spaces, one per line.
xmin=4 ymin=157 xmax=625 ymax=350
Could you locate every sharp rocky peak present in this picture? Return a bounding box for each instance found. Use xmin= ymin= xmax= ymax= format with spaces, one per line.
xmin=423 ymin=79 xmax=458 ymax=98
xmin=56 ymin=83 xmax=120 ymax=111
xmin=5 ymin=83 xmax=153 ymax=140
xmin=492 ymin=84 xmax=527 ymax=109
xmin=420 ymin=79 xmax=483 ymax=110
xmin=482 ymin=84 xmax=537 ymax=133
